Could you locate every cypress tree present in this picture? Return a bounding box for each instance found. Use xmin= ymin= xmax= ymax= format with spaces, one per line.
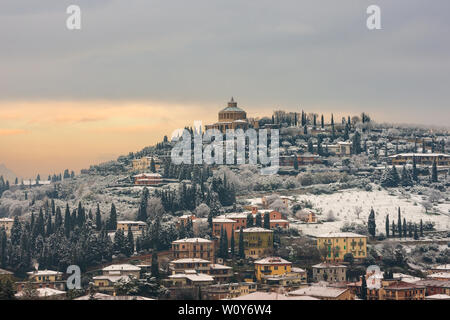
xmin=412 ymin=156 xmax=418 ymax=181
xmin=391 ymin=221 xmax=396 ymax=238
xmin=255 ymin=213 xmax=262 ymax=227
xmin=109 ymin=203 xmax=117 ymax=230
xmin=368 ymin=208 xmax=376 ymax=238
xmin=385 ymin=215 xmax=390 ymax=238
xmin=151 ymin=252 xmax=159 ymax=278
xmin=397 ymin=208 xmax=402 ymax=238
xmin=263 ymin=213 xmax=270 ymax=230
xmin=64 ymin=204 xmax=71 ymax=236
xmin=246 ymin=213 xmax=254 ymax=228
xmin=95 ymin=204 xmax=102 ymax=231
xmin=360 ymin=276 xmax=367 ymax=300
xmin=402 ymin=218 xmax=407 ymax=238
xmin=238 ymin=227 xmax=245 ymax=258
xmin=126 ymin=225 xmax=134 ymax=256
xmin=431 ymin=159 xmax=438 ymax=182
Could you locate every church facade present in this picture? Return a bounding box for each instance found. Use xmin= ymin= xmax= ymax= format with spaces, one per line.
xmin=205 ymin=98 xmax=258 ymax=133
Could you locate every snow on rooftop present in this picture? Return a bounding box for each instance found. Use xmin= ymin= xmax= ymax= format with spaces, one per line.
xmin=288 ymin=285 xmax=348 ymax=298
xmin=16 ymin=287 xmax=66 ymax=298
xmin=316 ymin=232 xmax=367 ymax=238
xmin=254 ymin=257 xmax=291 ymax=265
xmin=171 ymin=258 xmax=211 ymax=264
xmin=103 ymin=264 xmax=141 ymax=271
xmin=240 ymin=227 xmax=273 ymax=233
xmin=173 ymin=237 xmax=212 ymax=244
xmin=230 ymin=292 xmax=319 ymax=300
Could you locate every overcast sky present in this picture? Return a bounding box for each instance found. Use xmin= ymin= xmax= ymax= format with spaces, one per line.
xmin=0 ymin=0 xmax=449 ymax=177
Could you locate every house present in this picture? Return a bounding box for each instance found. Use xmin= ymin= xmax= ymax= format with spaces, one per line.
xmin=212 ymin=217 xmax=237 ymax=241
xmin=296 ymin=210 xmax=318 ymax=223
xmin=16 ymin=270 xmax=65 ymax=292
xmin=425 ymin=294 xmax=450 ymax=300
xmin=102 ymin=264 xmax=141 ymax=278
xmin=178 ymin=214 xmax=197 ymax=227
xmin=75 ymin=293 xmax=154 ymax=300
xmin=414 ymin=280 xmax=450 ymax=296
xmin=92 ymin=275 xmax=132 ymax=293
xmin=133 ymin=173 xmax=163 ymax=185
xmin=288 ymin=284 xmax=352 ymax=300
xmin=0 ymin=218 xmax=14 ymax=237
xmin=312 ymin=263 xmax=347 ymax=282
xmin=208 ymin=264 xmax=233 ymax=283
xmin=254 ymin=257 xmax=291 ymax=281
xmin=201 ymin=282 xmax=257 ymax=300
xmin=92 ymin=264 xmax=141 ymax=293
xmin=15 ymin=287 xmax=66 ymax=300
xmin=427 ymin=272 xmax=450 ymax=281
xmin=234 ymin=227 xmax=274 ymax=259
xmin=169 ymin=258 xmax=211 ymax=275
xmin=316 ymin=232 xmax=367 ymax=262
xmin=231 ymin=291 xmax=319 ymax=300
xmin=169 ymin=258 xmax=232 ymax=282
xmin=132 ymin=157 xmax=160 ymax=172
xmin=116 ymin=220 xmax=147 ymax=236
xmin=260 ymin=266 xmax=308 ymax=289
xmin=429 ymin=264 xmax=450 ymax=274
xmin=381 ymin=281 xmax=426 ymax=300
xmin=0 ymin=268 xmax=14 ymax=281
xmin=172 ymin=238 xmax=214 ymax=262
xmin=164 ymin=270 xmax=215 ymax=287
xmin=389 ymin=153 xmax=450 ymax=166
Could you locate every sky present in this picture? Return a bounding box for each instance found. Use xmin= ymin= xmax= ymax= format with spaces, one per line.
xmin=0 ymin=0 xmax=449 ymax=178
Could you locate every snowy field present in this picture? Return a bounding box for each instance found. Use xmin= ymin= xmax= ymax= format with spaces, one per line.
xmin=284 ymin=188 xmax=449 ymax=237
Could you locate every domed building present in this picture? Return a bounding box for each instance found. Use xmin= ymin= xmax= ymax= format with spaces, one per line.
xmin=206 ymin=97 xmax=258 ymax=133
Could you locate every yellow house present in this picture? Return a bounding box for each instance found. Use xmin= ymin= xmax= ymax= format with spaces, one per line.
xmin=317 ymin=232 xmax=367 ymax=262
xmin=0 ymin=218 xmax=14 ymax=237
xmin=27 ymin=270 xmax=63 ymax=283
xmin=254 ymin=257 xmax=291 ymax=281
xmin=234 ymin=227 xmax=273 ymax=259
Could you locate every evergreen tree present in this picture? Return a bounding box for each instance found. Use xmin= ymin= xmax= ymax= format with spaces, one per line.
xmin=150 ymin=158 xmax=156 ymax=173
xmin=385 ymin=215 xmax=390 ymax=238
xmin=321 ymin=114 xmax=324 ymax=129
xmin=151 ymin=252 xmax=159 ymax=278
xmin=293 ymin=156 xmax=299 ymax=170
xmin=400 ymin=165 xmax=413 ymax=187
xmin=413 ymin=224 xmax=419 ymax=240
xmin=246 ymin=213 xmax=254 ymax=228
xmin=397 ymin=208 xmax=402 ymax=238
xmin=238 ymin=227 xmax=244 ymax=259
xmin=402 ymin=218 xmax=407 ymax=238
xmin=126 ymin=226 xmax=135 ymax=256
xmin=230 ymin=233 xmax=235 ymax=257
xmin=360 ymin=276 xmax=367 ymax=300
xmin=95 ymin=204 xmax=102 ymax=231
xmin=55 ymin=206 xmax=62 ymax=230
xmin=263 ymin=213 xmax=270 ymax=230
xmin=391 ymin=221 xmax=396 ymax=238
xmin=109 ymin=203 xmax=117 ymax=230
xmin=10 ymin=216 xmax=22 ymax=246
xmin=64 ymin=204 xmax=71 ymax=237
xmin=431 ymin=159 xmax=438 ymax=182
xmin=412 ymin=156 xmax=418 ymax=181
xmin=113 ymin=229 xmax=126 ymax=255
xmin=368 ymin=208 xmax=376 ymax=238
xmin=255 ymin=213 xmax=262 ymax=227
